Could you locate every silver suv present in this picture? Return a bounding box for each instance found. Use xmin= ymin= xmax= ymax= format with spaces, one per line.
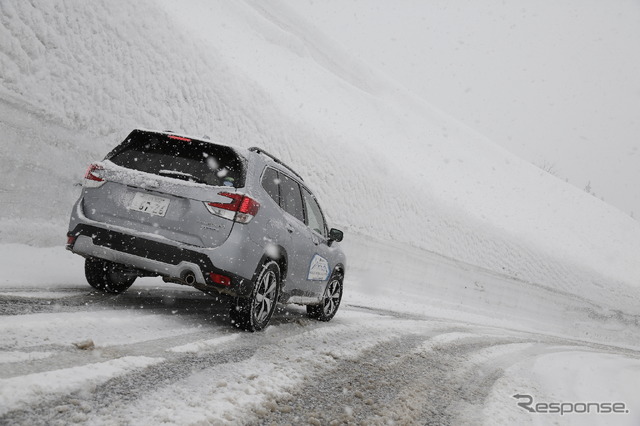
xmin=67 ymin=129 xmax=345 ymax=331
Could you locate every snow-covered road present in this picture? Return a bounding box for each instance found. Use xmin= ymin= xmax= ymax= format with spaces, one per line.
xmin=1 ymin=240 xmax=639 ymax=425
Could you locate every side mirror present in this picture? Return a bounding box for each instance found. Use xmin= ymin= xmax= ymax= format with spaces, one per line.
xmin=328 ymin=228 xmax=343 ymax=243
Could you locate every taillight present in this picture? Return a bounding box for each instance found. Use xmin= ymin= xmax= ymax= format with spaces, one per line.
xmin=83 ymin=164 xmax=105 ymax=188
xmin=66 ymin=235 xmax=77 ymax=250
xmin=205 ymin=192 xmax=260 ymax=224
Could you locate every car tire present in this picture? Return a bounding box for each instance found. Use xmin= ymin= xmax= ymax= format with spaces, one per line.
xmin=85 ymin=257 xmax=136 ymax=294
xmin=307 ymin=272 xmax=343 ymax=321
xmin=230 ymin=261 xmax=280 ymax=332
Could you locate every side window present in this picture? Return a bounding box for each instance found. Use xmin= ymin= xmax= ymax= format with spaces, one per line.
xmin=279 ymin=174 xmax=305 ymax=223
xmin=302 ymin=189 xmax=328 ymax=237
xmin=261 ymin=168 xmax=280 ymax=205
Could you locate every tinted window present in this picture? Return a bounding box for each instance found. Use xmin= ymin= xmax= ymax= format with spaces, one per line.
xmin=261 ymin=168 xmax=280 ymax=205
xmin=302 ymin=188 xmax=327 ymax=237
xmin=106 ymin=130 xmax=245 ymax=187
xmin=279 ymin=174 xmax=305 ymax=223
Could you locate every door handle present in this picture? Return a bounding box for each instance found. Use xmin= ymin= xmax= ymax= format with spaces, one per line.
xmin=286 ymin=224 xmax=294 ymax=233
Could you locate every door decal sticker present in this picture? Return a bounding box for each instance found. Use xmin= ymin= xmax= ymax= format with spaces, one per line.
xmin=308 ymin=254 xmax=330 ymax=281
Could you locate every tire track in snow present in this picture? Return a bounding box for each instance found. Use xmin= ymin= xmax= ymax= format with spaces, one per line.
xmin=249 ymin=333 xmax=435 ymax=425
xmin=250 ymin=332 xmax=551 ymax=425
xmin=0 ymin=288 xmax=230 ymax=317
xmin=0 ymin=346 xmax=257 ymax=425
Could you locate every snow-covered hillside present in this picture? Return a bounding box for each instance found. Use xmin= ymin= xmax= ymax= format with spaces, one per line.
xmin=1 ymin=1 xmax=639 ymax=312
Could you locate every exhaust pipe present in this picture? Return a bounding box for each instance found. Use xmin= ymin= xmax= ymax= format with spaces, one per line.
xmin=183 ymin=272 xmax=196 ymax=286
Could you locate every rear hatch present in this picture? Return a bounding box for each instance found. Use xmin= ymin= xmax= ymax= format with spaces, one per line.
xmin=81 ymin=130 xmax=247 ymax=248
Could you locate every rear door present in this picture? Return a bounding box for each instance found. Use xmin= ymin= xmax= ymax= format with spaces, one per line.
xmin=278 ymin=173 xmax=313 ymax=293
xmin=278 ymin=174 xmax=331 ymax=297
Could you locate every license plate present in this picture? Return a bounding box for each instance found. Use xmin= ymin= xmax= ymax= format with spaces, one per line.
xmin=128 ymin=192 xmax=170 ymax=217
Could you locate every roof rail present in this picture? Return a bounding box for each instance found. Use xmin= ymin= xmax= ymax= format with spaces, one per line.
xmin=248 ymin=147 xmax=304 ymax=181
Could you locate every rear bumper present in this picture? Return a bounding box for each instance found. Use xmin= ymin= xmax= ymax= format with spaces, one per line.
xmin=67 ymin=224 xmax=251 ymax=297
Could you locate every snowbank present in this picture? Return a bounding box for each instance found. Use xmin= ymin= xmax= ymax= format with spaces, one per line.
xmin=484 ymin=350 xmax=640 ymax=426
xmin=0 ymin=0 xmax=639 ymax=310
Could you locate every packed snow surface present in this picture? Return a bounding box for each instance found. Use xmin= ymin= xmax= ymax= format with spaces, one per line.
xmin=1 ymin=0 xmax=640 ymax=424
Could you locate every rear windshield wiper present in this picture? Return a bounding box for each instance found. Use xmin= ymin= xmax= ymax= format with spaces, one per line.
xmin=158 ymin=170 xmax=207 ymax=185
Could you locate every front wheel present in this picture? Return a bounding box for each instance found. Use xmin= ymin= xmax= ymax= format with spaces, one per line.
xmin=85 ymin=257 xmax=136 ymax=294
xmin=307 ymin=272 xmax=343 ymax=322
xmin=230 ymin=261 xmax=280 ymax=332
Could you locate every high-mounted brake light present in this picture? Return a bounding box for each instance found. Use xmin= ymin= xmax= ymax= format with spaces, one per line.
xmin=83 ymin=164 xmax=106 ymax=188
xmin=205 ymin=192 xmax=260 ymax=224
xmin=168 ymin=135 xmax=191 ymax=142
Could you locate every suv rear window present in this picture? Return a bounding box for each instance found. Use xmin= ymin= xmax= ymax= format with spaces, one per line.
xmin=106 ymin=130 xmax=246 ymax=188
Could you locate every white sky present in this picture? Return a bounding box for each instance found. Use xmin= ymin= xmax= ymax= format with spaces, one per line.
xmin=286 ymin=0 xmax=640 ymax=218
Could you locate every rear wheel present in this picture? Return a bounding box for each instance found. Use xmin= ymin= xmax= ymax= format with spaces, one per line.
xmin=307 ymin=272 xmax=343 ymax=321
xmin=230 ymin=261 xmax=280 ymax=331
xmin=85 ymin=257 xmax=136 ymax=294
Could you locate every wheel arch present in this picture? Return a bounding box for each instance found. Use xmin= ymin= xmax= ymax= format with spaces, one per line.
xmin=332 ymin=263 xmax=345 ymax=277
xmin=255 ymin=245 xmax=288 ymax=284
